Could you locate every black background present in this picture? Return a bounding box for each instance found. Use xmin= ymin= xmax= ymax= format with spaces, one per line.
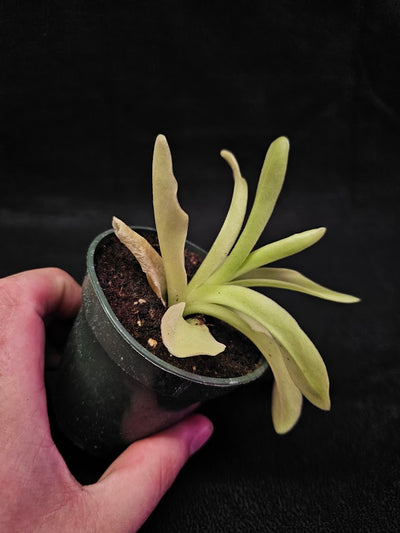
xmin=1 ymin=1 xmax=399 ymax=531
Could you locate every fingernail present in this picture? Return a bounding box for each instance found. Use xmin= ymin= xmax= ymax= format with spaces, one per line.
xmin=189 ymin=416 xmax=214 ymax=455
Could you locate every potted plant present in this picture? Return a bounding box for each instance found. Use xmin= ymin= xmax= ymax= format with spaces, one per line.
xmin=52 ymin=135 xmax=359 ymax=456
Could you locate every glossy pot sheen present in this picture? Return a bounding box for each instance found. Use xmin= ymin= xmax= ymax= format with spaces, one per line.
xmin=52 ymin=227 xmax=268 ymax=456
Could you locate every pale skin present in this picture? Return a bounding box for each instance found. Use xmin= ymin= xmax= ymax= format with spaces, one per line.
xmin=0 ymin=268 xmax=213 ymax=532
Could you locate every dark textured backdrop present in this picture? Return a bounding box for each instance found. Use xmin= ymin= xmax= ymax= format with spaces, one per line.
xmin=1 ymin=1 xmax=399 ymax=531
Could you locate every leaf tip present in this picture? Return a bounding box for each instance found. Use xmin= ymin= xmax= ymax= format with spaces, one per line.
xmin=154 ymin=134 xmax=171 ymax=161
xmin=316 ymin=391 xmax=331 ymax=411
xmin=155 ymin=133 xmax=168 ymax=144
xmin=112 ymin=216 xmax=122 ymax=232
xmin=220 ymin=148 xmax=231 ymax=160
xmin=325 ymin=394 xmax=331 ymax=410
xmin=342 ymin=294 xmax=361 ymax=304
xmin=272 ymin=135 xmax=290 ymax=152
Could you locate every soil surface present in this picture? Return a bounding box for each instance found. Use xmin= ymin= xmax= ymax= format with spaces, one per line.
xmin=95 ymin=231 xmax=263 ymax=378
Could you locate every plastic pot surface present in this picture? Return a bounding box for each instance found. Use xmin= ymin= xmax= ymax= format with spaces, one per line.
xmin=51 ymin=227 xmax=268 ymax=456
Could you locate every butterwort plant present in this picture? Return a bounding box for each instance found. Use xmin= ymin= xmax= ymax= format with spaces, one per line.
xmin=112 ymin=135 xmax=359 ymax=434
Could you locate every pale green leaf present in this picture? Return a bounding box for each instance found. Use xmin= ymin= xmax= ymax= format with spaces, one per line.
xmin=187 ymin=284 xmax=330 ymax=410
xmin=188 ymin=150 xmax=248 ymax=291
xmin=232 ymin=267 xmax=360 ymax=303
xmin=237 ymin=312 xmax=303 ymax=434
xmin=188 ymin=302 xmax=303 ymax=433
xmin=152 ymin=135 xmax=189 ymax=305
xmin=208 ymin=137 xmax=290 ymax=284
xmin=272 ymin=378 xmax=303 ymax=434
xmin=112 ymin=217 xmax=167 ymax=304
xmin=233 ymin=227 xmax=326 ymax=278
xmin=161 ymin=302 xmax=226 ymax=358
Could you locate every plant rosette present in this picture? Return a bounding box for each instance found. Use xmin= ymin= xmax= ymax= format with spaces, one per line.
xmin=52 ymin=135 xmax=359 ymax=456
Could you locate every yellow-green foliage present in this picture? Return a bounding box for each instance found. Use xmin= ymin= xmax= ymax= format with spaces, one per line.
xmin=114 ymin=135 xmax=359 ymax=433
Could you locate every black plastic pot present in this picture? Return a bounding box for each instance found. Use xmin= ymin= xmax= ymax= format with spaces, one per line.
xmin=52 ymin=227 xmax=268 ymax=456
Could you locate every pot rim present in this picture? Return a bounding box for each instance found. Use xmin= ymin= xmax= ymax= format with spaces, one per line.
xmin=86 ymin=226 xmax=268 ymax=388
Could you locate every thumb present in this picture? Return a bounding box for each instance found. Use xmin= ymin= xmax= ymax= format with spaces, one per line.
xmin=87 ymin=414 xmax=213 ymax=532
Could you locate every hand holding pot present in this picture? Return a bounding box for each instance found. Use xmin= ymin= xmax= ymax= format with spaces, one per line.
xmin=0 ymin=268 xmax=213 ymax=532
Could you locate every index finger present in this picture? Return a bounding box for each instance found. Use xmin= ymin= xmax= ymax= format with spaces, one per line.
xmin=2 ymin=267 xmax=81 ymax=320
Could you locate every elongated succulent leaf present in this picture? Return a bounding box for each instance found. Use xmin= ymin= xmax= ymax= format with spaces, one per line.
xmin=186 ymin=302 xmax=303 ymax=433
xmin=236 ymin=312 xmax=303 ymax=434
xmin=208 ymin=137 xmax=289 ymax=284
xmin=232 ymin=267 xmax=360 ymax=303
xmin=234 ymin=227 xmax=326 ymax=278
xmin=161 ymin=302 xmax=226 ymax=357
xmin=112 ymin=217 xmax=167 ymax=304
xmin=187 ymin=284 xmax=330 ymax=410
xmin=153 ymin=135 xmax=189 ymax=305
xmin=188 ymin=150 xmax=248 ymax=291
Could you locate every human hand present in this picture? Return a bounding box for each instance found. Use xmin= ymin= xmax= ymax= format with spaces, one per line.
xmin=0 ymin=268 xmax=213 ymax=532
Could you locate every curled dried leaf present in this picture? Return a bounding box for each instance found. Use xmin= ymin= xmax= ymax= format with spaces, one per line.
xmin=112 ymin=216 xmax=167 ymax=305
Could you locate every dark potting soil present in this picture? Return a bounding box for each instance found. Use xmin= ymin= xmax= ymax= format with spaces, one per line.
xmin=94 ymin=231 xmax=262 ymax=378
